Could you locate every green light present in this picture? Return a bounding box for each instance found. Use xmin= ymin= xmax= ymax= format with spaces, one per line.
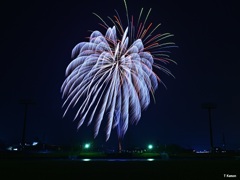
xmin=84 ymin=143 xmax=90 ymax=149
xmin=148 ymin=144 xmax=153 ymax=150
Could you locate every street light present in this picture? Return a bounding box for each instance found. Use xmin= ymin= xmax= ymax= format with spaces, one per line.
xmin=148 ymin=144 xmax=153 ymax=150
xmin=202 ymin=103 xmax=216 ymax=153
xmin=84 ymin=143 xmax=90 ymax=149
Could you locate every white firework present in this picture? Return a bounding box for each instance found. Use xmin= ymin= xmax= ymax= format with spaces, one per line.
xmin=61 ymin=0 xmax=176 ymax=146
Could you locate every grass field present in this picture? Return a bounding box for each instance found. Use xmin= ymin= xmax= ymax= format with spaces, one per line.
xmin=0 ymin=150 xmax=239 ymax=179
xmin=0 ymin=158 xmax=239 ymax=179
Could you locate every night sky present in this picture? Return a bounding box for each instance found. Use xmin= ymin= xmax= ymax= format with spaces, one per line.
xmin=1 ymin=0 xmax=239 ymax=151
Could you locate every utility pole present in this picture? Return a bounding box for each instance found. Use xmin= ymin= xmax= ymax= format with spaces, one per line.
xmin=222 ymin=132 xmax=226 ymax=151
xmin=20 ymin=99 xmax=34 ymax=150
xmin=202 ymin=103 xmax=216 ymax=153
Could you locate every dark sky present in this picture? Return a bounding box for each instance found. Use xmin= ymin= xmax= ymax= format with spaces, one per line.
xmin=1 ymin=0 xmax=239 ymax=151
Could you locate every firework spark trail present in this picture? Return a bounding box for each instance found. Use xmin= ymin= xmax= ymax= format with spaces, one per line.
xmin=61 ymin=0 xmax=177 ymax=142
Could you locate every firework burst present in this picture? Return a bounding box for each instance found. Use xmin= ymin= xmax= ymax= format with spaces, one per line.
xmin=61 ymin=0 xmax=177 ymax=146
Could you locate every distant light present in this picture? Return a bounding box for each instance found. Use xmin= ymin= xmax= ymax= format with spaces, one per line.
xmin=32 ymin=142 xmax=38 ymax=146
xmin=7 ymin=146 xmax=13 ymax=151
xmin=82 ymin=159 xmax=91 ymax=162
xmin=13 ymin=148 xmax=18 ymax=151
xmin=84 ymin=143 xmax=90 ymax=149
xmin=147 ymin=158 xmax=154 ymax=161
xmin=148 ymin=144 xmax=153 ymax=150
xmin=195 ymin=150 xmax=210 ymax=154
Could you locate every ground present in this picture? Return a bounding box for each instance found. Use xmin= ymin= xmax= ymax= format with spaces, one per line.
xmin=0 ymin=151 xmax=239 ymax=179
